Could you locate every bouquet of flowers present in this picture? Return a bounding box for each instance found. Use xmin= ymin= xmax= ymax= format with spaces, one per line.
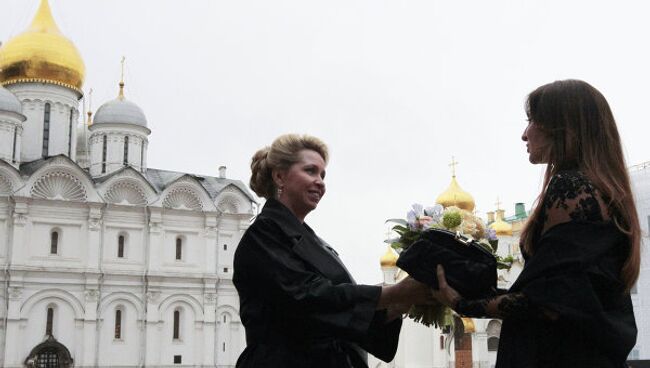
xmin=386 ymin=204 xmax=513 ymax=328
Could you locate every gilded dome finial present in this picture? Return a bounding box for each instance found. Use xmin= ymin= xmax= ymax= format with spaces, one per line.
xmin=448 ymin=156 xmax=459 ymax=178
xmin=86 ymin=88 xmax=93 ymax=126
xmin=30 ymin=0 xmax=60 ymax=34
xmin=118 ymin=56 xmax=126 ymax=100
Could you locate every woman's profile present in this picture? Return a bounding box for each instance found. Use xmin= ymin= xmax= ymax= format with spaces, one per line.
xmin=433 ymin=79 xmax=640 ymax=367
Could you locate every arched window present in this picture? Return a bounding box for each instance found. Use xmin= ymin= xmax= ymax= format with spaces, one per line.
xmin=68 ymin=108 xmax=74 ymax=157
xmin=50 ymin=231 xmax=59 ymax=255
xmin=118 ymin=235 xmax=125 ymax=258
xmin=487 ymin=320 xmax=502 ymax=352
xmin=102 ymin=135 xmax=107 ymax=174
xmin=123 ymin=136 xmax=129 ymax=165
xmin=42 ymin=103 xmax=51 ymax=158
xmin=175 ymin=237 xmax=182 ymax=260
xmin=46 ymin=307 xmax=54 ymax=336
xmin=173 ymin=309 xmax=180 ymax=340
xmin=115 ymin=309 xmax=122 ymax=339
xmin=223 ymin=244 xmax=227 ymax=251
xmin=440 ymin=335 xmax=445 ymax=350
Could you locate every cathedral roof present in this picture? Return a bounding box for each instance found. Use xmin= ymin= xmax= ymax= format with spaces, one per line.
xmin=93 ymin=92 xmax=148 ymax=128
xmin=0 ymin=0 xmax=85 ymax=93
xmin=0 ymin=86 xmax=23 ymax=115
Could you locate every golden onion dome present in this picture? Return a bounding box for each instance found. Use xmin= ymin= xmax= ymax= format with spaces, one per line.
xmin=460 ymin=317 xmax=476 ymax=333
xmin=436 ymin=176 xmax=475 ymax=211
xmin=380 ymin=246 xmax=398 ymax=268
xmin=489 ymin=219 xmax=513 ymax=236
xmin=0 ymin=0 xmax=85 ymax=94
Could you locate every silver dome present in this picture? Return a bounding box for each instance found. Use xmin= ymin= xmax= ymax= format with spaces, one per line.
xmin=94 ymin=97 xmax=147 ymax=128
xmin=0 ymin=85 xmax=23 ymax=115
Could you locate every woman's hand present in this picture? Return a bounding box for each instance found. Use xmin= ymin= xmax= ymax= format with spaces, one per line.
xmin=378 ymin=276 xmax=434 ymax=310
xmin=432 ymin=265 xmax=461 ymax=308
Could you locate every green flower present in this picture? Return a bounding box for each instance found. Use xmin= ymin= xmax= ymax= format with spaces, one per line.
xmin=442 ymin=210 xmax=462 ymax=229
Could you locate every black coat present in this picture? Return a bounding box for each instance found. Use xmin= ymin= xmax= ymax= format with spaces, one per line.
xmin=233 ymin=199 xmax=402 ymax=368
xmin=497 ymin=222 xmax=637 ymax=368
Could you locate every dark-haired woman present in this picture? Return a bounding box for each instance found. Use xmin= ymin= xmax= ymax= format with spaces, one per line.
xmin=233 ymin=134 xmax=433 ymax=368
xmin=433 ymin=80 xmax=639 ymax=367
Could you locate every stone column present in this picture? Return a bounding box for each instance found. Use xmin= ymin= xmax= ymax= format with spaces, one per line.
xmin=4 ymin=286 xmax=24 ymax=366
xmin=144 ymin=291 xmax=161 ymax=366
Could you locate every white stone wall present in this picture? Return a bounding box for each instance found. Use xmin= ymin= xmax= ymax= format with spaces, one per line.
xmin=88 ymin=124 xmax=149 ymax=178
xmin=6 ymin=83 xmax=80 ymax=162
xmin=0 ymin=158 xmax=253 ymax=367
xmin=630 ymin=163 xmax=650 ymax=360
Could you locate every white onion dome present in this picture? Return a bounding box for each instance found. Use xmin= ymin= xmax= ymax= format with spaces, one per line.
xmin=0 ymin=85 xmax=23 ymax=115
xmin=94 ymin=83 xmax=147 ymax=128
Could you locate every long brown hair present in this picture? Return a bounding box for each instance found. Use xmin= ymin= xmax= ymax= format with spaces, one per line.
xmin=520 ymin=79 xmax=640 ymax=291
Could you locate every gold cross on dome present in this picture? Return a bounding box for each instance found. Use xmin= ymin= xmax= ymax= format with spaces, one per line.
xmin=449 ymin=156 xmax=459 ymax=177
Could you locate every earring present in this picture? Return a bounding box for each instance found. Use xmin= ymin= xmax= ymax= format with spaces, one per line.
xmin=277 ymin=185 xmax=284 ymax=198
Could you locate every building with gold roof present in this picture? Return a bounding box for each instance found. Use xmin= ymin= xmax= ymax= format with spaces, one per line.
xmin=0 ymin=1 xmax=256 ymax=367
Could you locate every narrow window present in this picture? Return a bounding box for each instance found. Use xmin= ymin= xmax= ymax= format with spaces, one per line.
xmin=12 ymin=127 xmax=17 ymax=163
xmin=222 ymin=342 xmax=226 ymax=352
xmin=440 ymin=335 xmax=444 ymax=350
xmin=68 ymin=108 xmax=74 ymax=157
xmin=46 ymin=307 xmax=54 ymax=335
xmin=173 ymin=310 xmax=180 ymax=339
xmin=175 ymin=237 xmax=182 ymax=260
xmin=487 ymin=336 xmax=499 ymax=352
xmin=140 ymin=141 xmax=144 ymax=171
xmin=123 ymin=136 xmax=129 ymax=165
xmin=102 ymin=135 xmax=107 ymax=174
xmin=118 ymin=235 xmax=125 ymax=258
xmin=42 ymin=103 xmax=51 ymax=157
xmin=223 ymin=315 xmax=227 ymax=323
xmin=173 ymin=355 xmax=182 ymax=364
xmin=223 ymin=244 xmax=227 ymax=251
xmin=50 ymin=231 xmax=59 ymax=254
xmin=115 ymin=309 xmax=122 ymax=339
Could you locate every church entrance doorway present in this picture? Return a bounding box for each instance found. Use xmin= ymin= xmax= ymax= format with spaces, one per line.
xmin=24 ymin=336 xmax=73 ymax=368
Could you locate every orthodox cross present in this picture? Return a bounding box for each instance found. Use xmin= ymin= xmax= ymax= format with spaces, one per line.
xmin=86 ymin=88 xmax=93 ymax=125
xmin=449 ymin=156 xmax=459 ymax=177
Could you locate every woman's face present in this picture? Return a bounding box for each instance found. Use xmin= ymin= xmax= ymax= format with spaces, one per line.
xmin=522 ymin=119 xmax=552 ymax=164
xmin=274 ymin=149 xmax=326 ymax=220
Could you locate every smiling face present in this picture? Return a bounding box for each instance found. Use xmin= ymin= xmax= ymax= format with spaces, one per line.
xmin=522 ymin=119 xmax=552 ymax=164
xmin=273 ymin=149 xmax=327 ymax=222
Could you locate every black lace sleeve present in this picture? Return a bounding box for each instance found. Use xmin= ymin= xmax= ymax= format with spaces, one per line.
xmin=541 ymin=170 xmax=610 ymax=234
xmin=454 ymin=293 xmax=531 ymax=319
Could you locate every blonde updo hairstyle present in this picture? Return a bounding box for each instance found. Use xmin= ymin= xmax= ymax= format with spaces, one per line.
xmin=250 ymin=134 xmax=329 ymax=199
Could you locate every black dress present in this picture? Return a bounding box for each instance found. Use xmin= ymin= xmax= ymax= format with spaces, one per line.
xmin=456 ymin=170 xmax=637 ymax=368
xmin=233 ymin=199 xmax=402 ymax=368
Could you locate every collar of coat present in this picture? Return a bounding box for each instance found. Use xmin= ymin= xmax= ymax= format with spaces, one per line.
xmin=259 ymin=198 xmax=355 ymax=284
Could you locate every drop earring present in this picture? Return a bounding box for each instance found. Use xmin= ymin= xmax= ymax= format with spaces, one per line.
xmin=277 ymin=185 xmax=284 ymax=198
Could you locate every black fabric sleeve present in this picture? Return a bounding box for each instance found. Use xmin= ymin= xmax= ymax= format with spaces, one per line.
xmin=238 ymin=218 xmax=382 ymax=341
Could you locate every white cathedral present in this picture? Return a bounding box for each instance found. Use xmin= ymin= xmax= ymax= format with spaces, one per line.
xmin=0 ymin=1 xmax=255 ymax=367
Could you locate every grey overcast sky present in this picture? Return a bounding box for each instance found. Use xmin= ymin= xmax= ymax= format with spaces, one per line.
xmin=2 ymin=0 xmax=649 ymax=284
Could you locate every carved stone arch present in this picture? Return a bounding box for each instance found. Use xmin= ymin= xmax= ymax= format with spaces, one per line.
xmin=21 ymin=289 xmax=85 ymax=320
xmin=99 ymin=292 xmax=145 ymax=320
xmin=217 ymin=305 xmax=240 ymax=323
xmin=104 ymin=179 xmax=149 ymax=206
xmin=215 ymin=184 xmax=252 ymax=214
xmin=31 ymin=170 xmax=87 ymax=201
xmin=162 ymin=186 xmax=202 ymax=211
xmin=160 ymin=176 xmax=215 ymax=212
xmin=22 ymin=156 xmax=101 ymax=203
xmin=0 ymin=162 xmax=22 ymax=195
xmin=158 ymin=294 xmax=204 ymax=321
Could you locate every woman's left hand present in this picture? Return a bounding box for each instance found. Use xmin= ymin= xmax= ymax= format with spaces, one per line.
xmin=432 ymin=265 xmax=462 ymax=308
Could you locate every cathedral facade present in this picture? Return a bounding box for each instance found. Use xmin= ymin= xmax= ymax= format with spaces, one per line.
xmin=0 ymin=1 xmax=253 ymax=367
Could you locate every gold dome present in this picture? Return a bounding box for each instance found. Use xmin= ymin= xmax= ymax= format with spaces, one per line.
xmin=0 ymin=0 xmax=85 ymax=93
xmin=489 ymin=219 xmax=513 ymax=236
xmin=380 ymin=246 xmax=398 ymax=268
xmin=436 ymin=176 xmax=475 ymax=211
